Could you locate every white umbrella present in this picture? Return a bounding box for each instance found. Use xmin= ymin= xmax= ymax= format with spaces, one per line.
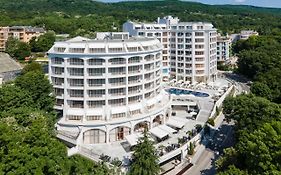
xmin=190 ymin=111 xmax=197 ymax=116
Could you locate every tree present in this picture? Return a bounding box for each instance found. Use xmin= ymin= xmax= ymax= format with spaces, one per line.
xmin=188 ymin=142 xmax=195 ymax=155
xmin=22 ymin=61 xmax=43 ymax=74
xmin=15 ymin=71 xmax=54 ymax=112
xmin=30 ymin=32 xmax=56 ymax=52
xmin=129 ymin=130 xmax=160 ymax=175
xmin=217 ymin=165 xmax=248 ymax=175
xmin=250 ymin=82 xmax=272 ymax=100
xmin=223 ymin=95 xmax=281 ymax=131
xmin=0 ymin=85 xmax=34 ymax=112
xmin=5 ymin=37 xmax=31 ymax=60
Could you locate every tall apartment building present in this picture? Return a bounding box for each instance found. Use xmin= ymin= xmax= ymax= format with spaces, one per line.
xmin=0 ymin=26 xmax=45 ymax=51
xmin=217 ymin=35 xmax=231 ymax=64
xmin=48 ymin=35 xmax=172 ymax=144
xmin=123 ymin=16 xmax=218 ymax=83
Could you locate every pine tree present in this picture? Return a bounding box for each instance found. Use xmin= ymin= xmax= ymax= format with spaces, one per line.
xmin=129 ymin=129 xmax=160 ymax=175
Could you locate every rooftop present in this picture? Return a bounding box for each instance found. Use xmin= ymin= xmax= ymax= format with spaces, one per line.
xmin=0 ymin=53 xmax=22 ymax=74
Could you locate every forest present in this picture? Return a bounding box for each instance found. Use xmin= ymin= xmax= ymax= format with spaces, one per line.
xmin=216 ymin=35 xmax=281 ymax=174
xmin=0 ymin=0 xmax=281 ymax=37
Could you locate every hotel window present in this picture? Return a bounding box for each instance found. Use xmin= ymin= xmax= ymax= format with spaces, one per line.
xmin=147 ymin=33 xmax=153 ymax=37
xmin=112 ymin=113 xmax=126 ymax=119
xmin=109 ymin=67 xmax=126 ymax=75
xmin=68 ymin=58 xmax=84 ymax=65
xmin=54 ymin=47 xmax=66 ymax=52
xmin=195 ymin=38 xmax=204 ymax=43
xmin=108 ymin=47 xmax=123 ymax=53
xmin=127 ymin=47 xmax=138 ymax=52
xmin=88 ymin=58 xmax=105 ymax=65
xmin=185 ymin=45 xmax=192 ymax=49
xmin=69 ymin=90 xmax=84 ymax=97
xmin=87 ymin=115 xmax=102 ymax=121
xmin=89 ymin=48 xmax=105 ymax=53
xmin=52 ymin=57 xmax=63 ymax=64
xmin=88 ymin=90 xmax=105 ymax=97
xmin=185 ymin=32 xmax=192 ymax=37
xmin=195 ymin=51 xmax=204 ymax=55
xmin=109 ymin=88 xmax=125 ymax=96
xmin=195 ymin=45 xmax=204 ymax=49
xmin=195 ymin=32 xmax=204 ymax=36
xmin=68 ymin=68 xmax=84 ymax=76
xmin=88 ymin=68 xmax=105 ymax=76
xmin=52 ymin=67 xmax=64 ymax=75
xmin=54 ymin=88 xmax=64 ymax=96
xmin=88 ymin=79 xmax=105 ymax=87
xmin=68 ymin=79 xmax=84 ymax=87
xmin=67 ymin=115 xmax=82 ymax=121
xmin=109 ymin=58 xmax=125 ymax=64
xmin=130 ymin=109 xmax=141 ymax=115
xmin=69 ymin=48 xmax=85 ymax=53
xmin=68 ymin=101 xmax=84 ymax=108
xmin=88 ymin=101 xmax=105 ymax=108
xmin=109 ymin=98 xmax=125 ymax=106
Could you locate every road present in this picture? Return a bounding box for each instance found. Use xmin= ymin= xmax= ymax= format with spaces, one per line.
xmin=184 ymin=120 xmax=235 ymax=175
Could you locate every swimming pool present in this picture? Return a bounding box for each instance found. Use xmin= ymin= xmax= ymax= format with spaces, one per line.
xmin=166 ymin=88 xmax=209 ymax=97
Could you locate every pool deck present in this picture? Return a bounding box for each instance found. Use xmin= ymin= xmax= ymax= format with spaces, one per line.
xmin=76 ymin=78 xmax=232 ymax=167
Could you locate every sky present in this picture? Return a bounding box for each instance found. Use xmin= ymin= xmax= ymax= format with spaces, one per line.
xmin=101 ymin=0 xmax=281 ymax=8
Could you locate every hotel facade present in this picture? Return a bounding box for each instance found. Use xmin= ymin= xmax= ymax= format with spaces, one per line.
xmin=48 ymin=34 xmax=172 ymax=145
xmin=123 ymin=16 xmax=218 ymax=83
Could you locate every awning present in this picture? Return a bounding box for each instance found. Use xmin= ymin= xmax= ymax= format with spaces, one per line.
xmin=125 ymin=133 xmax=142 ymax=146
xmin=66 ymin=109 xmax=84 ymax=116
xmin=150 ymin=127 xmax=168 ymax=139
xmin=167 ymin=118 xmax=185 ymax=129
xmin=158 ymin=125 xmax=177 ymax=134
xmin=86 ymin=108 xmax=104 ymax=116
xmin=146 ymin=98 xmax=157 ymax=106
xmin=173 ymin=116 xmax=188 ymax=123
xmin=111 ymin=106 xmax=127 ymax=114
xmin=129 ymin=103 xmax=142 ymax=111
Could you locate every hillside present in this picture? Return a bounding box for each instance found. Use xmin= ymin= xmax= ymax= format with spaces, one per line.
xmin=0 ymin=0 xmax=281 ymax=36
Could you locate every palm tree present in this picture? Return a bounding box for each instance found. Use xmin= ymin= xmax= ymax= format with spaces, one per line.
xmin=128 ymin=129 xmax=160 ymax=175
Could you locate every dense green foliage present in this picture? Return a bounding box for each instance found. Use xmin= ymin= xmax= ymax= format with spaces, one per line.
xmin=0 ymin=68 xmax=109 ymax=174
xmin=217 ymin=95 xmax=281 ymax=174
xmin=233 ymin=35 xmax=281 ymax=103
xmin=29 ymin=32 xmax=56 ymax=52
xmin=129 ymin=130 xmax=160 ymax=175
xmin=5 ymin=37 xmax=31 ymax=60
xmin=0 ymin=0 xmax=281 ymax=36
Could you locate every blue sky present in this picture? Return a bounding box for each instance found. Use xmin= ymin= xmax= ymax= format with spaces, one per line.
xmin=101 ymin=0 xmax=281 ymax=8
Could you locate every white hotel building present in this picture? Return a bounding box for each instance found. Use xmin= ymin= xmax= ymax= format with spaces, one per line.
xmin=123 ymin=16 xmax=218 ymax=83
xmin=48 ymin=34 xmax=172 ymax=145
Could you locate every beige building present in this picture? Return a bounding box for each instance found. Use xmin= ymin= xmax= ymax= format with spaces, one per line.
xmin=0 ymin=26 xmax=45 ymax=51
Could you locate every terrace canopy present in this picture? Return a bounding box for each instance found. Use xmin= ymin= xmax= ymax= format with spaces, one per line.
xmin=158 ymin=125 xmax=177 ymax=134
xmin=149 ymin=127 xmax=169 ymax=139
xmin=167 ymin=118 xmax=185 ymax=129
xmin=125 ymin=133 xmax=142 ymax=146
